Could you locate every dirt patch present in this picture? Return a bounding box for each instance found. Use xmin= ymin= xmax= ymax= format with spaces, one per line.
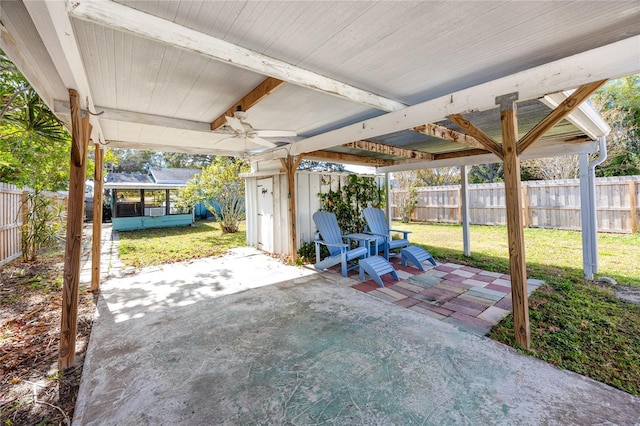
xmin=0 ymin=249 xmax=95 ymax=425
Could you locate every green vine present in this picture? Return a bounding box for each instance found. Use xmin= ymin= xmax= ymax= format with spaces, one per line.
xmin=317 ymin=174 xmax=384 ymax=234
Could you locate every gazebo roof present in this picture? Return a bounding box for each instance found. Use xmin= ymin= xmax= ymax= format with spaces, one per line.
xmin=1 ymin=1 xmax=639 ymax=169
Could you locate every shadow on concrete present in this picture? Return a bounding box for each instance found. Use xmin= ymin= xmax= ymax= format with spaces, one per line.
xmin=74 ymin=249 xmax=640 ymax=425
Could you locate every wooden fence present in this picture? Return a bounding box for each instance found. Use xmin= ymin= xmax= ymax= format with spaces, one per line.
xmin=392 ymin=175 xmax=640 ymax=234
xmin=0 ymin=183 xmax=68 ymax=267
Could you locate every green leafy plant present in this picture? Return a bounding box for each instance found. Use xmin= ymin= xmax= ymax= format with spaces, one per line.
xmin=318 ymin=174 xmax=384 ymax=234
xmin=296 ymin=240 xmax=329 ymax=265
xmin=177 ymin=157 xmax=249 ymax=233
xmin=21 ymin=190 xmax=65 ymax=261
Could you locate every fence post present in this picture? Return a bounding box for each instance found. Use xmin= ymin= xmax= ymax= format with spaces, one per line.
xmin=630 ymin=181 xmax=638 ymax=234
xmin=21 ymin=191 xmax=29 ymax=259
xmin=521 ymin=183 xmax=530 ymax=228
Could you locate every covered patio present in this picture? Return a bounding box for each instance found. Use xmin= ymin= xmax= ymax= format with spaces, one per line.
xmin=2 ymin=0 xmax=639 ymax=383
xmin=74 ymin=238 xmax=640 ymax=424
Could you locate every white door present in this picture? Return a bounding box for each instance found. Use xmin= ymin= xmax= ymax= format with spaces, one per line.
xmin=256 ymin=178 xmax=274 ymax=253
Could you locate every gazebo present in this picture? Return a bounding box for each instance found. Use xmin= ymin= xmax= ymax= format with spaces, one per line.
xmin=1 ymin=0 xmax=638 ymax=367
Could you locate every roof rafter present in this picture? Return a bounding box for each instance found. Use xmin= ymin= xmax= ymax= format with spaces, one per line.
xmin=433 ymin=148 xmax=489 ymax=161
xmin=304 ymin=151 xmax=394 ymax=166
xmin=447 ymin=114 xmax=504 ymax=160
xmin=413 ymin=123 xmax=486 ymax=151
xmin=210 ymin=77 xmax=285 ymax=131
xmin=69 ymin=0 xmax=407 ymax=112
xmin=343 ymin=140 xmax=433 ymax=161
xmin=54 ymin=101 xmax=212 ymax=132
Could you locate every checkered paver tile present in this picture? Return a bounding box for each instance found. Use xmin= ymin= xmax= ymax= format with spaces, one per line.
xmin=345 ymin=256 xmax=544 ymax=335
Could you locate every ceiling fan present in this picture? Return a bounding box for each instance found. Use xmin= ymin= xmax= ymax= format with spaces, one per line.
xmin=214 ymin=110 xmax=296 ymax=151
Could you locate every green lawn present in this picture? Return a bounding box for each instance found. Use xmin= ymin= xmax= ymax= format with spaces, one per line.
xmin=117 ymin=220 xmax=246 ymax=268
xmin=398 ymin=222 xmax=639 ymax=286
xmin=397 ymin=221 xmax=640 ymax=395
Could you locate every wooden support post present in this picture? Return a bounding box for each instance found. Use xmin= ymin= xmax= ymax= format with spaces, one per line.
xmin=497 ymin=92 xmax=530 ymax=349
xmin=91 ymin=145 xmax=104 ymax=292
xmin=59 ymin=89 xmax=90 ymax=370
xmin=281 ymin=155 xmax=300 ymax=261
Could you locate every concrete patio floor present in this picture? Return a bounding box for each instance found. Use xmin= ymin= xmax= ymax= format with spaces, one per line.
xmin=74 ymin=246 xmax=640 ymax=425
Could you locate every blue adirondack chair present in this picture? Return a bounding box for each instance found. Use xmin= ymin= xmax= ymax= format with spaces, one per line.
xmin=312 ymin=211 xmax=368 ymax=277
xmin=362 ymin=207 xmax=410 ymax=259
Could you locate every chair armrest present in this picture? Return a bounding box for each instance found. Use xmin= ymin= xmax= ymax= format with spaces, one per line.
xmin=364 ymin=231 xmax=389 ymax=239
xmin=314 ymin=240 xmax=348 ymax=249
xmin=390 ymin=229 xmax=412 ymax=239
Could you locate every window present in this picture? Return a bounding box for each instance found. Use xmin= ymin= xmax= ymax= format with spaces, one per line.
xmin=169 ymin=190 xmax=190 ymax=214
xmin=114 ymin=189 xmax=142 ymax=217
xmin=113 ymin=189 xmax=190 ymax=217
xmin=144 ymin=190 xmax=166 ymax=216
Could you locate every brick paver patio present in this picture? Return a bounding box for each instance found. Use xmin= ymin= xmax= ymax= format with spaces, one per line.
xmin=343 ymin=256 xmax=543 ymax=335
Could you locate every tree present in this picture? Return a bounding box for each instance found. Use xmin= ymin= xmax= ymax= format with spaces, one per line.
xmin=591 ymin=75 xmax=640 ymax=176
xmin=104 ymin=148 xmax=163 ymax=174
xmin=415 ymin=167 xmax=460 ymax=186
xmin=161 ymin=152 xmax=213 ymax=169
xmin=1 ymin=51 xmax=70 ymax=191
xmin=297 ymin=160 xmax=345 ymax=172
xmin=177 ymin=157 xmax=249 ymax=233
xmin=469 ymin=163 xmax=503 ymax=184
xmin=392 ymin=171 xmax=419 ymax=223
xmin=521 ymin=155 xmax=580 ymax=181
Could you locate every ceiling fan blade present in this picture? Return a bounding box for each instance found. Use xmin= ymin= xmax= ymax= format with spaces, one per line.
xmin=249 ymin=136 xmax=277 ymax=148
xmin=225 ymin=115 xmax=246 ymax=134
xmin=254 ymin=130 xmax=297 ymax=138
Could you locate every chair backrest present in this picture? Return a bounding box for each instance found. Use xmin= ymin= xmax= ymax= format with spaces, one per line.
xmin=363 ymin=207 xmax=389 ymax=237
xmin=312 ymin=211 xmax=343 ymax=256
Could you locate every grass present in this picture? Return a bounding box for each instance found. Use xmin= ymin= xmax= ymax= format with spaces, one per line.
xmin=117 ymin=220 xmax=246 ymax=268
xmin=397 ymin=221 xmax=640 ymax=395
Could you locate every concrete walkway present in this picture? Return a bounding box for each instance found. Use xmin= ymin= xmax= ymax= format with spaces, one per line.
xmin=74 ymin=231 xmax=640 ymax=424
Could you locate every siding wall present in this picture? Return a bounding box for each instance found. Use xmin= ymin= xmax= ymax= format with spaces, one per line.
xmin=245 ymin=172 xmax=371 ymax=256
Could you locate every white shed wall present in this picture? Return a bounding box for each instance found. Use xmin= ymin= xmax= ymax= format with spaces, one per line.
xmin=245 ymin=171 xmax=378 ymax=256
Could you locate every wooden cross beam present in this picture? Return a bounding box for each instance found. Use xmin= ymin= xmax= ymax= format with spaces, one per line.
xmin=446 ymin=114 xmax=504 ymax=160
xmin=210 ymin=77 xmax=285 ymax=131
xmin=305 ymin=150 xmax=394 ymax=166
xmin=413 ymin=123 xmax=487 ymax=151
xmin=343 ymin=140 xmax=433 ymax=161
xmin=517 ymin=79 xmax=607 ymax=154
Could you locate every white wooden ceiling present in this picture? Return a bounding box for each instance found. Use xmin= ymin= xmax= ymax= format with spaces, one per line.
xmin=1 ymin=0 xmax=639 ymax=169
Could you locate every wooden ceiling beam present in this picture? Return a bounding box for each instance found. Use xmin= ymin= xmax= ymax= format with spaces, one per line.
xmin=54 ymin=101 xmax=212 ymax=132
xmin=69 ymin=1 xmax=406 ymax=112
xmin=305 ymin=151 xmax=394 ymax=166
xmin=413 ymin=123 xmax=486 ymax=151
xmin=447 ymin=114 xmax=504 ymax=160
xmin=343 ymin=140 xmax=434 ymax=160
xmin=210 ymin=77 xmax=285 ymax=131
xmin=433 ymin=148 xmax=490 ymax=161
xmin=517 ymin=79 xmax=607 ymax=155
